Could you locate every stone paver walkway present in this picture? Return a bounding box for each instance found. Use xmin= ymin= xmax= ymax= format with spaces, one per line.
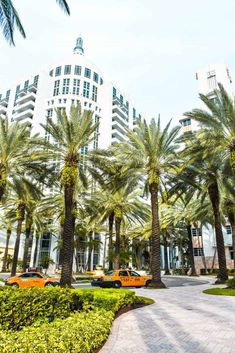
xmin=100 ymin=277 xmax=235 ymax=353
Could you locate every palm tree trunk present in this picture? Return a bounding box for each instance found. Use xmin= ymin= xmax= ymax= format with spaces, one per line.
xmin=33 ymin=232 xmax=40 ymax=267
xmin=114 ymin=217 xmax=121 ymax=270
xmin=1 ymin=229 xmax=11 ymax=272
xmin=208 ymin=182 xmax=228 ymax=283
xmin=186 ymin=223 xmax=197 ymax=276
xmin=108 ymin=212 xmax=114 ymax=270
xmin=149 ymin=182 xmax=166 ymax=288
xmin=227 ymin=212 xmax=235 ymax=273
xmin=163 ymin=236 xmax=170 ymax=275
xmin=11 ymin=220 xmax=24 ymax=276
xmin=61 ymin=184 xmax=75 ymax=287
xmin=86 ymin=231 xmax=93 ymax=271
xmin=0 ymin=165 xmax=6 ymax=202
xmin=22 ymin=222 xmax=32 ymax=272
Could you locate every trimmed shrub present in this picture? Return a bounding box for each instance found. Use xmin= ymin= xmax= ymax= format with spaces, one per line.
xmin=227 ymin=277 xmax=235 ymax=289
xmin=0 ymin=287 xmax=135 ymax=330
xmin=0 ymin=309 xmax=114 ymax=353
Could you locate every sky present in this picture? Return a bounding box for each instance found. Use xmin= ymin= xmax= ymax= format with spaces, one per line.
xmin=1 ymin=0 xmax=235 ymax=125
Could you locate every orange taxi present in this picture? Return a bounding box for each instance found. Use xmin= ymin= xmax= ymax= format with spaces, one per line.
xmin=91 ymin=269 xmax=152 ymax=288
xmin=5 ymin=272 xmax=60 ymax=288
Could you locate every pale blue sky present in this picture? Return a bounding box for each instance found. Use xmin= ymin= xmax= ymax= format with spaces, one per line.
xmin=1 ymin=0 xmax=235 ymax=124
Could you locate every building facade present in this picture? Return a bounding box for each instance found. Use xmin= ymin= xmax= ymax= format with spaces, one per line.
xmin=0 ymin=37 xmax=142 ymax=273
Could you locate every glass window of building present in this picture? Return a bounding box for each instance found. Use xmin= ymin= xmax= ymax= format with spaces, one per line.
xmin=182 ymin=118 xmax=191 ymax=127
xmin=93 ymin=72 xmax=99 ymax=83
xmin=84 ymin=68 xmax=91 ymax=78
xmin=113 ymin=87 xmax=116 ymax=98
xmin=92 ymin=85 xmax=98 ymax=102
xmin=62 ymin=78 xmax=70 ymax=94
xmin=34 ymin=75 xmax=39 ymax=86
xmin=100 ymin=77 xmax=103 ymax=85
xmin=6 ymin=89 xmax=11 ymax=100
xmin=73 ymin=79 xmax=80 ymax=95
xmin=49 ymin=70 xmax=53 ymax=77
xmin=24 ymin=80 xmax=29 ymax=90
xmin=83 ymin=81 xmax=90 ymax=98
xmin=64 ymin=65 xmax=71 ymax=75
xmin=55 ymin=66 xmax=61 ymax=76
xmin=133 ymin=108 xmax=136 ymax=119
xmin=120 ymin=95 xmax=123 ymax=104
xmin=74 ymin=65 xmax=81 ymax=75
xmin=207 ymin=70 xmax=217 ymax=90
xmin=53 ymin=80 xmax=60 ymax=96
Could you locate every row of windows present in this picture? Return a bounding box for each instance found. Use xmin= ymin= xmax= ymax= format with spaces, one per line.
xmin=53 ymin=79 xmax=98 ymax=101
xmin=47 ymin=98 xmax=101 ymax=113
xmin=50 ymin=65 xmax=102 ymax=84
xmin=47 ymin=102 xmax=101 ymax=116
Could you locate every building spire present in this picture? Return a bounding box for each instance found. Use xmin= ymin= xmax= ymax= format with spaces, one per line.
xmin=73 ymin=36 xmax=84 ymax=55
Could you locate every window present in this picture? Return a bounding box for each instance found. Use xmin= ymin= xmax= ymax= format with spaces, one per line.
xmin=113 ymin=87 xmax=116 ymax=98
xmin=181 ymin=118 xmax=191 ymax=127
xmin=119 ymin=270 xmax=128 ymax=277
xmin=129 ymin=271 xmax=140 ymax=277
xmin=55 ymin=66 xmax=61 ymax=76
xmin=84 ymin=68 xmax=91 ymax=78
xmin=15 ymin=85 xmax=20 ymax=101
xmin=53 ymin=80 xmax=60 ymax=96
xmin=133 ymin=108 xmax=136 ymax=119
xmin=49 ymin=70 xmax=53 ymax=77
xmin=62 ymin=78 xmax=70 ymax=94
xmin=192 ymin=228 xmax=201 ymax=236
xmin=193 ymin=248 xmax=203 ymax=256
xmin=47 ymin=109 xmax=53 ymax=117
xmin=6 ymin=89 xmax=11 ymax=100
xmin=73 ymin=79 xmax=80 ymax=95
xmin=92 ymin=85 xmax=97 ymax=102
xmin=93 ymin=72 xmax=99 ymax=83
xmin=31 ymin=273 xmax=43 ymax=278
xmin=226 ymin=225 xmax=232 ymax=234
xmin=100 ymin=77 xmax=103 ymax=85
xmin=120 ymin=95 xmax=123 ymax=104
xmin=64 ymin=65 xmax=71 ymax=75
xmin=74 ymin=65 xmax=81 ymax=75
xmin=24 ymin=80 xmax=29 ymax=90
xmin=34 ymin=75 xmax=39 ymax=86
xmin=83 ymin=81 xmax=90 ymax=98
xmin=19 ymin=273 xmax=32 ymax=278
xmin=207 ymin=70 xmax=217 ymax=90
xmin=106 ymin=271 xmax=115 ymax=276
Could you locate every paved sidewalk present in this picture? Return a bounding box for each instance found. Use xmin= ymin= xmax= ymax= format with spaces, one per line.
xmin=100 ymin=278 xmax=235 ymax=353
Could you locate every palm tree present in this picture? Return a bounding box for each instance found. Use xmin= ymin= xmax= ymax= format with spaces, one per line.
xmin=0 ymin=0 xmax=70 ymax=45
xmin=41 ymin=105 xmax=98 ymax=286
xmin=184 ymin=83 xmax=235 ymax=175
xmin=181 ymin=130 xmax=228 ymax=282
xmin=0 ymin=212 xmax=13 ymax=272
xmin=117 ymin=118 xmax=180 ymax=287
xmin=0 ymin=116 xmax=49 ymax=203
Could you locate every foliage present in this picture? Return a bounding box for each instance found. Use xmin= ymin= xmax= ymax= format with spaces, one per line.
xmin=0 ymin=287 xmax=135 ymax=330
xmin=0 ymin=309 xmax=113 ymax=353
xmin=134 ymin=296 xmax=155 ymax=306
xmin=203 ymin=288 xmax=235 ymax=296
xmin=227 ymin=277 xmax=235 ymax=289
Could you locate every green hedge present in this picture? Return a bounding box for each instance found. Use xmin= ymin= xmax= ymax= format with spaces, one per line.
xmin=0 ymin=287 xmax=135 ymax=330
xmin=227 ymin=277 xmax=235 ymax=289
xmin=0 ymin=309 xmax=114 ymax=353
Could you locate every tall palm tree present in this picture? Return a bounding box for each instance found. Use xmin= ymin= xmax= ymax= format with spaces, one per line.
xmin=184 ymin=83 xmax=235 ymax=175
xmin=0 ymin=211 xmax=13 ymax=272
xmin=0 ymin=0 xmax=70 ymax=45
xmin=182 ymin=130 xmax=228 ymax=283
xmin=41 ymin=105 xmax=98 ymax=286
xmin=117 ymin=118 xmax=180 ymax=287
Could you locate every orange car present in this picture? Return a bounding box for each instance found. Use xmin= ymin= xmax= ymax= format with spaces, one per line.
xmin=5 ymin=272 xmax=60 ymax=288
xmin=91 ymin=269 xmax=152 ymax=288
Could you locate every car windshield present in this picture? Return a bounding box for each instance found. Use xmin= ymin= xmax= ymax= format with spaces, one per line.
xmin=106 ymin=271 xmax=115 ymax=276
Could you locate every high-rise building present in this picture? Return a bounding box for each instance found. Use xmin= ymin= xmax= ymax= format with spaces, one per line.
xmin=179 ymin=62 xmax=233 ymax=133
xmin=0 ymin=37 xmax=142 ymax=272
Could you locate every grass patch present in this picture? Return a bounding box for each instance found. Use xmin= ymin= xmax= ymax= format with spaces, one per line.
xmin=203 ymin=288 xmax=235 ymax=296
xmin=134 ymin=296 xmax=155 ymax=305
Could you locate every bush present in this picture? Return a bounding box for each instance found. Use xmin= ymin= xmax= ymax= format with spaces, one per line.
xmin=227 ymin=277 xmax=235 ymax=289
xmin=0 ymin=309 xmax=114 ymax=353
xmin=0 ymin=287 xmax=135 ymax=330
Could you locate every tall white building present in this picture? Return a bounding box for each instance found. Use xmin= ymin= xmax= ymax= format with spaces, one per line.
xmin=0 ymin=37 xmax=142 ymax=272
xmin=179 ymin=62 xmax=233 ymax=134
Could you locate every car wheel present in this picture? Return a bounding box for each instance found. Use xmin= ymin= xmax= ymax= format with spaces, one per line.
xmin=45 ymin=282 xmax=54 ymax=287
xmin=11 ymin=283 xmax=19 ymax=288
xmin=113 ymin=281 xmax=121 ymax=289
xmin=145 ymin=280 xmax=152 ymax=287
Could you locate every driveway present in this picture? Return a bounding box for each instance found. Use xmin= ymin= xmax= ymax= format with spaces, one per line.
xmin=100 ymin=277 xmax=235 ymax=353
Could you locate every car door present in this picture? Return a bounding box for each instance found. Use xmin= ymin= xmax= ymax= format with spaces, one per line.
xmin=128 ymin=271 xmax=144 ymax=286
xmin=30 ymin=273 xmax=45 ymax=287
xmin=118 ymin=270 xmax=130 ymax=286
xmin=18 ymin=273 xmax=33 ymax=287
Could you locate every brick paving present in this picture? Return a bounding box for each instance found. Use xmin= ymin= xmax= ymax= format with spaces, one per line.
xmin=100 ymin=277 xmax=235 ymax=353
